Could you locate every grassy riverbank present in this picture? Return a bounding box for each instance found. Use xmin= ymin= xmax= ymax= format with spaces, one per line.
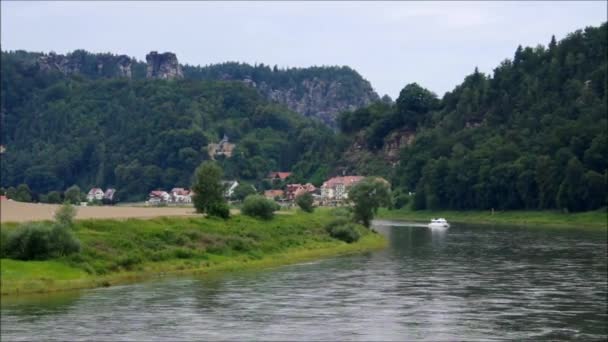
xmin=377 ymin=208 xmax=607 ymax=230
xmin=0 ymin=210 xmax=386 ymax=295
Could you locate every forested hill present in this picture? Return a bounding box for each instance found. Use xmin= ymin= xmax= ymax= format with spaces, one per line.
xmin=0 ymin=50 xmax=379 ymax=126
xmin=337 ymin=22 xmax=607 ymax=212
xmin=0 ymin=71 xmax=341 ymax=201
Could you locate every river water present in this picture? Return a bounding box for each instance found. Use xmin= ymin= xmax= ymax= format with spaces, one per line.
xmin=1 ymin=221 xmax=606 ymax=341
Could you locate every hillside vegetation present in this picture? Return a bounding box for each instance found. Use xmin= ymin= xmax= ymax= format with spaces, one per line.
xmin=1 ymin=23 xmax=606 ymax=212
xmin=0 ymin=65 xmax=340 ymax=201
xmin=338 ymin=23 xmax=607 ymax=212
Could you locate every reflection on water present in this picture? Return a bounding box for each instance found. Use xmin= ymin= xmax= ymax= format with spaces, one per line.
xmin=2 ymin=222 xmax=606 ymax=341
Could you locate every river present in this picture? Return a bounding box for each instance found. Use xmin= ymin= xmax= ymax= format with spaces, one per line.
xmin=1 ymin=221 xmax=606 ymax=341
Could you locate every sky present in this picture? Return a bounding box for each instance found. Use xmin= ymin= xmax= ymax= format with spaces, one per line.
xmin=1 ymin=1 xmax=606 ymax=98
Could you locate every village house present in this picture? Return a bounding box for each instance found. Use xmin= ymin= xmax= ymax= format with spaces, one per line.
xmin=170 ymin=188 xmax=192 ymax=203
xmin=285 ymin=183 xmax=316 ymax=201
xmin=320 ymin=176 xmax=364 ymax=202
xmin=148 ymin=190 xmax=171 ymax=205
xmin=86 ymin=188 xmax=105 ymax=202
xmin=264 ymin=189 xmax=284 ymax=201
xmin=207 ymin=134 xmax=236 ymax=159
xmin=267 ymin=172 xmax=292 ymax=182
xmin=103 ymin=188 xmax=116 ymax=203
xmin=222 ymin=180 xmax=239 ymax=199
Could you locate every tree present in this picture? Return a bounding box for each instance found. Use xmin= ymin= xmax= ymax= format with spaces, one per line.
xmin=64 ymin=185 xmax=82 ymax=204
xmin=54 ymin=202 xmax=77 ymax=227
xmin=6 ymin=187 xmax=16 ymax=200
xmin=230 ymin=183 xmax=257 ymax=201
xmin=14 ymin=184 xmax=32 ymax=202
xmin=556 ymin=157 xmax=587 ymax=212
xmin=45 ymin=191 xmax=63 ymax=204
xmin=295 ymin=192 xmax=314 ymax=213
xmin=348 ymin=177 xmax=391 ymax=227
xmin=241 ymin=195 xmax=279 ymax=220
xmin=191 ymin=161 xmax=229 ymax=217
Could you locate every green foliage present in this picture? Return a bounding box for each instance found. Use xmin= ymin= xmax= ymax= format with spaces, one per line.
xmin=348 ymin=178 xmax=392 ymax=227
xmin=2 ymin=223 xmax=81 ymax=260
xmin=192 ymin=161 xmax=228 ymax=216
xmin=295 ymin=192 xmax=314 ymax=213
xmin=64 ymin=185 xmax=82 ymax=204
xmin=230 ymin=183 xmax=257 ymax=201
xmin=241 ymin=195 xmax=278 ymax=220
xmin=44 ymin=191 xmax=63 ymax=204
xmin=13 ymin=184 xmax=32 ymax=202
xmin=2 ymin=202 xmax=81 ymax=260
xmin=324 ymin=218 xmax=361 ymax=243
xmin=339 ymin=23 xmax=607 ymax=212
xmin=208 ymin=201 xmax=231 ymax=219
xmin=54 ymin=202 xmax=77 ymax=227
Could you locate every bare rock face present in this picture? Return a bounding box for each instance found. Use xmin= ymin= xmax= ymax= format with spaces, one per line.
xmin=101 ymin=55 xmax=132 ymax=78
xmin=38 ymin=52 xmax=81 ymax=75
xmin=38 ymin=52 xmax=133 ymax=78
xmin=146 ymin=51 xmax=183 ymax=80
xmin=241 ymin=77 xmax=379 ymax=127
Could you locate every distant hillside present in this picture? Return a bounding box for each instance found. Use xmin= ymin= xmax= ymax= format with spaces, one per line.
xmin=336 ymin=22 xmax=607 ymax=212
xmin=0 ymin=50 xmax=379 ymax=126
xmin=0 ymin=57 xmax=341 ymax=200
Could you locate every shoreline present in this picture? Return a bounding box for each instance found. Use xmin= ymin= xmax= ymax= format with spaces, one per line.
xmin=377 ymin=208 xmax=607 ymax=230
xmin=1 ymin=212 xmax=387 ymax=296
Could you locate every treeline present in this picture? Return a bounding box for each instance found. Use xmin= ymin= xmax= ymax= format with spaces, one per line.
xmin=0 ymin=61 xmax=340 ymax=201
xmin=338 ymin=23 xmax=607 ymax=212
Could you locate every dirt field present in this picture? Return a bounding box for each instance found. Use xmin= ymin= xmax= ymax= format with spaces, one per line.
xmin=0 ymin=200 xmax=203 ymax=223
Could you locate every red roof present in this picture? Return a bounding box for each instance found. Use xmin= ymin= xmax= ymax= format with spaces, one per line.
xmin=171 ymin=188 xmax=190 ymax=196
xmin=322 ymin=176 xmax=364 ymax=188
xmin=268 ymin=172 xmax=292 ymax=180
xmin=264 ymin=190 xmax=284 ymax=198
xmin=149 ymin=190 xmax=168 ymax=197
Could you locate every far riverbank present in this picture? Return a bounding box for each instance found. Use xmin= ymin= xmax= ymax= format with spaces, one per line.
xmin=377 ymin=208 xmax=607 ymax=230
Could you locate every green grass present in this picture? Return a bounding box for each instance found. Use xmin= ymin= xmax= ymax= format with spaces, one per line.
xmin=1 ymin=210 xmax=386 ymax=295
xmin=377 ymin=208 xmax=607 ymax=230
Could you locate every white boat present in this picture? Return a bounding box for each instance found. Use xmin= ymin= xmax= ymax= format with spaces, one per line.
xmin=428 ymin=218 xmax=449 ymax=229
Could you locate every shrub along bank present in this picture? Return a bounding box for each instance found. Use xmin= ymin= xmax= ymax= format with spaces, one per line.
xmin=0 ymin=209 xmax=386 ymax=295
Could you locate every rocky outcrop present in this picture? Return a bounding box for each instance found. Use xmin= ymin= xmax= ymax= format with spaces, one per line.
xmin=145 ymin=51 xmax=183 ymax=80
xmin=38 ymin=52 xmax=81 ymax=75
xmin=100 ymin=55 xmax=132 ymax=78
xmin=236 ymin=77 xmax=379 ymax=127
xmin=37 ymin=52 xmax=132 ymax=78
xmin=382 ymin=130 xmax=415 ymax=165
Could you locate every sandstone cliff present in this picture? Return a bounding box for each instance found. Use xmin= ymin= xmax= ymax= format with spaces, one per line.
xmin=145 ymin=51 xmax=183 ymax=80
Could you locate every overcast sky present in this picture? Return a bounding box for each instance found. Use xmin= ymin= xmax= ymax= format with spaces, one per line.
xmin=2 ymin=1 xmax=606 ymax=98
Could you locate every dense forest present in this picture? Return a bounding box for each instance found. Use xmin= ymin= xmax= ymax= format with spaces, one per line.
xmin=0 ymin=62 xmax=340 ymax=201
xmin=1 ymin=23 xmax=606 ymax=211
xmin=338 ymin=22 xmax=607 ymax=212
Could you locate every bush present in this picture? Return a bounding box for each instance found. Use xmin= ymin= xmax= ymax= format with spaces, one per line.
xmin=295 ymin=192 xmax=314 ymax=213
xmin=54 ymin=203 xmax=77 ymax=227
xmin=3 ymin=223 xmax=81 ymax=260
xmin=2 ymin=203 xmax=81 ymax=260
xmin=208 ymin=201 xmax=231 ymax=219
xmin=242 ymin=195 xmax=278 ymax=220
xmin=324 ymin=220 xmax=361 ymax=244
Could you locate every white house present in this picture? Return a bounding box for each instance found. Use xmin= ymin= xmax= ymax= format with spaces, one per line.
xmin=171 ymin=188 xmax=192 ymax=203
xmin=148 ymin=190 xmax=171 ymax=205
xmin=320 ymin=176 xmax=364 ymax=201
xmin=87 ymin=188 xmax=105 ymax=202
xmin=222 ymin=180 xmax=239 ymax=198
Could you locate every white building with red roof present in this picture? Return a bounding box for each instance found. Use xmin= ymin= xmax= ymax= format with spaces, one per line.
xmin=321 ymin=176 xmax=364 ymax=201
xmin=86 ymin=188 xmax=105 ymax=202
xmin=170 ymin=188 xmax=192 ymax=203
